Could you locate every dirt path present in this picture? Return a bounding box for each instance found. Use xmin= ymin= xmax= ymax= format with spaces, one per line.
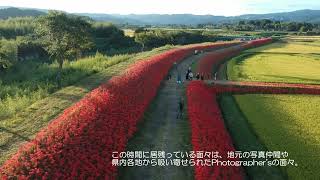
xmin=119 ymin=53 xmax=206 ymax=180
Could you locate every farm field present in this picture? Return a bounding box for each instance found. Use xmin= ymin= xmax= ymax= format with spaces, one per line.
xmin=233 ymin=94 xmax=320 ymax=179
xmin=245 ymin=38 xmax=320 ymax=54
xmin=228 ymin=39 xmax=320 ymax=84
xmin=224 ymin=37 xmax=320 ymax=179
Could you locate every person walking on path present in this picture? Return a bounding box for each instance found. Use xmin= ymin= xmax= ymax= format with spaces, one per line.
xmin=185 ymin=71 xmax=189 ymax=81
xmin=187 ymin=67 xmax=192 ymax=74
xmin=189 ymin=72 xmax=194 ymax=80
xmin=177 ymin=68 xmax=182 ymax=84
xmin=177 ymin=72 xmax=182 ymax=84
xmin=173 ymin=62 xmax=177 ymax=71
xmin=177 ymin=97 xmax=184 ymax=119
xmin=186 ymin=67 xmax=193 ymax=80
xmin=200 ymin=73 xmax=204 ymax=80
xmin=167 ymin=74 xmax=172 ymax=80
xmin=196 ymin=73 xmax=200 ymax=80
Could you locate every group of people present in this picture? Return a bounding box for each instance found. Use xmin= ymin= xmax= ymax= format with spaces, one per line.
xmin=168 ymin=62 xmax=216 ymax=84
xmin=185 ymin=67 xmax=205 ymax=81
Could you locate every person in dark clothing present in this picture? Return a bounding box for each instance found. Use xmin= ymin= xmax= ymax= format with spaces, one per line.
xmin=173 ymin=62 xmax=177 ymax=71
xmin=177 ymin=69 xmax=182 ymax=84
xmin=187 ymin=67 xmax=192 ymax=74
xmin=189 ymin=72 xmax=193 ymax=80
xmin=177 ymin=97 xmax=184 ymax=119
xmin=200 ymin=73 xmax=204 ymax=80
xmin=196 ymin=73 xmax=200 ymax=80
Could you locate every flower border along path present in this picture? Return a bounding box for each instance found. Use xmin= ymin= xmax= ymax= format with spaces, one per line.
xmin=0 ymin=42 xmax=238 ymax=179
xmin=186 ymin=38 xmax=320 ymax=180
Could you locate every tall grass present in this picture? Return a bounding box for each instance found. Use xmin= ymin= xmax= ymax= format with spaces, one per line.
xmin=0 ymin=45 xmax=175 ymax=120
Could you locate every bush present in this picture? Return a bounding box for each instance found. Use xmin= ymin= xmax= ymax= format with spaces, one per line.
xmin=0 ymin=39 xmax=18 ymax=70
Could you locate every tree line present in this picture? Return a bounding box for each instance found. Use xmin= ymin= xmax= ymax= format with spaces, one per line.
xmin=197 ymin=19 xmax=320 ymax=33
xmin=0 ymin=11 xmax=223 ymax=87
xmin=134 ymin=28 xmax=218 ymax=51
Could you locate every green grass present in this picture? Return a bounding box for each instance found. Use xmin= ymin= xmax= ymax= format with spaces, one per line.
xmin=228 ymin=52 xmax=320 ymax=84
xmin=219 ymin=95 xmax=285 ymax=180
xmin=245 ymin=40 xmax=320 ymax=54
xmin=228 ymin=39 xmax=320 ymax=84
xmin=223 ymin=37 xmax=320 ymax=179
xmin=0 ymin=46 xmax=174 ymax=120
xmin=0 ymin=53 xmax=130 ymax=120
xmin=233 ymin=94 xmax=320 ymax=180
xmin=216 ymin=51 xmax=284 ymax=179
xmin=0 ymin=45 xmax=176 ymax=165
xmin=123 ymin=29 xmax=135 ymax=37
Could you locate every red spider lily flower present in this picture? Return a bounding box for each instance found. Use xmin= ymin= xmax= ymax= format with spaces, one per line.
xmin=187 ymin=81 xmax=245 ymax=180
xmin=0 ymin=42 xmax=236 ymax=179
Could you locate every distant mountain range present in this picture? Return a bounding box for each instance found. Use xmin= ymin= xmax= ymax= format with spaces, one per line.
xmin=1 ymin=7 xmax=320 ymax=25
xmin=0 ymin=7 xmax=45 ymax=19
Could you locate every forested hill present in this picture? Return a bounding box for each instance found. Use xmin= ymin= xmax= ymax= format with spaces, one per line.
xmin=238 ymin=9 xmax=320 ymax=24
xmin=0 ymin=7 xmax=45 ymax=19
xmin=80 ymin=9 xmax=320 ymax=25
xmin=1 ymin=7 xmax=320 ymax=25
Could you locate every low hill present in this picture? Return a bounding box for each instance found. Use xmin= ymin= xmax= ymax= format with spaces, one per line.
xmin=0 ymin=7 xmax=45 ymax=19
xmin=1 ymin=7 xmax=319 ymax=25
xmin=82 ymin=9 xmax=320 ymax=25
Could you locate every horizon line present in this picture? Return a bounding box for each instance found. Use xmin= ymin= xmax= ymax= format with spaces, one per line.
xmin=0 ymin=6 xmax=319 ymax=17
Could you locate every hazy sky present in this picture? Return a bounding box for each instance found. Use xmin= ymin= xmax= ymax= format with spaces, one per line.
xmin=1 ymin=0 xmax=319 ymax=16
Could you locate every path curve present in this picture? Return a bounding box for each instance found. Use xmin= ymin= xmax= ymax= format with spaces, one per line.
xmin=119 ymin=52 xmax=208 ymax=180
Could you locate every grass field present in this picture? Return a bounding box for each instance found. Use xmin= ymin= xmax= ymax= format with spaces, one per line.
xmin=228 ymin=39 xmax=320 ymax=84
xmin=233 ymin=94 xmax=320 ymax=180
xmin=0 ymin=45 xmax=175 ymax=165
xmin=123 ymin=29 xmax=135 ymax=37
xmin=219 ymin=95 xmax=285 ymax=179
xmin=224 ymin=37 xmax=320 ymax=179
xmin=246 ymin=39 xmax=320 ymax=54
xmin=228 ymin=53 xmax=320 ymax=84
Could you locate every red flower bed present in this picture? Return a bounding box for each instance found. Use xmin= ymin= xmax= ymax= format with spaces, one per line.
xmin=187 ymin=81 xmax=244 ymax=180
xmin=196 ymin=46 xmax=243 ymax=78
xmin=197 ymin=38 xmax=273 ymax=77
xmin=241 ymin=38 xmax=273 ymax=49
xmin=0 ymin=43 xmax=237 ymax=179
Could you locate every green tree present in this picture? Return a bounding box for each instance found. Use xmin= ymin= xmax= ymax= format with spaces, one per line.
xmin=134 ymin=32 xmax=149 ymax=51
xmin=300 ymin=26 xmax=307 ymax=32
xmin=35 ymin=11 xmax=93 ymax=87
xmin=134 ymin=27 xmax=145 ymax=34
xmin=0 ymin=39 xmax=17 ymax=70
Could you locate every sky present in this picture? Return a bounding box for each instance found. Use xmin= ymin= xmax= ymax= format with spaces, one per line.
xmin=0 ymin=0 xmax=320 ymax=16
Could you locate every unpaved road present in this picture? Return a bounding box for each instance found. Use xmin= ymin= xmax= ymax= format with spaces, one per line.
xmin=119 ymin=53 xmax=207 ymax=180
